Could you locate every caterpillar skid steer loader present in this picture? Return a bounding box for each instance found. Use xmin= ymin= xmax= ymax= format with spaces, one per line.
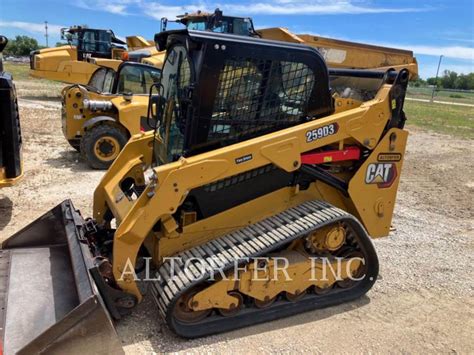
xmin=1 ymin=30 xmax=413 ymax=353
xmin=0 ymin=35 xmax=22 ymax=188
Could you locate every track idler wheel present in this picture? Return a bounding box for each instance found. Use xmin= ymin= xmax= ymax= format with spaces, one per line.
xmin=336 ymin=250 xmax=366 ymax=289
xmin=285 ymin=290 xmax=306 ymax=302
xmin=313 ymin=284 xmax=333 ymax=295
xmin=218 ymin=292 xmax=244 ymax=317
xmin=254 ymin=295 xmax=277 ymax=309
xmin=173 ymin=288 xmax=212 ymax=323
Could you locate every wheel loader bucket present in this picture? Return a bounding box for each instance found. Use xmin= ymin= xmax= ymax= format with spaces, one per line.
xmin=0 ymin=200 xmax=124 ymax=355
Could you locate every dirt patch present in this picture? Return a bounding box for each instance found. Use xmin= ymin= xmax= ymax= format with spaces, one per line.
xmin=0 ymin=95 xmax=473 ymax=353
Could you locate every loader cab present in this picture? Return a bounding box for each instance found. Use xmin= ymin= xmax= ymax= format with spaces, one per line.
xmin=61 ymin=26 xmax=127 ymax=60
xmin=152 ymin=30 xmax=333 ymax=164
xmin=87 ymin=62 xmax=162 ymax=94
xmin=161 ymin=9 xmax=259 ymax=37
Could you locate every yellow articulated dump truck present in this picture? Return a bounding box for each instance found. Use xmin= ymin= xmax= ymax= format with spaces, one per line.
xmin=258 ymin=27 xmax=418 ymax=78
xmin=30 ymin=25 xmax=154 ymax=84
xmin=0 ymin=35 xmax=22 ymax=188
xmin=0 ymin=29 xmax=415 ymax=353
xmin=62 ymin=61 xmax=161 ymax=169
xmin=161 ymin=9 xmax=418 ymax=78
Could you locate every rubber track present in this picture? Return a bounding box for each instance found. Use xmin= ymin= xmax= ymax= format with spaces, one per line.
xmin=150 ymin=200 xmax=379 ymax=338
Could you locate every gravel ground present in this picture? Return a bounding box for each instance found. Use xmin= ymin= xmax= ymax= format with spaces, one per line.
xmin=0 ymin=96 xmax=473 ymax=353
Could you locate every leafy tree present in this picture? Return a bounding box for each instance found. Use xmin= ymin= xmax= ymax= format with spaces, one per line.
xmin=411 ymin=78 xmax=426 ymax=87
xmin=3 ymin=35 xmax=41 ymax=56
xmin=440 ymin=70 xmax=458 ymax=89
xmin=55 ymin=41 xmax=68 ymax=47
xmin=426 ymin=77 xmax=440 ymax=86
xmin=426 ymin=71 xmax=474 ymax=90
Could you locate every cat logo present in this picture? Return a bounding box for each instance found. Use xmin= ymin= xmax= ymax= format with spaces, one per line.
xmin=365 ymin=163 xmax=397 ymax=188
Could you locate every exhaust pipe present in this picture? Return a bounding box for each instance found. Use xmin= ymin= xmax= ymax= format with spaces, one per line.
xmin=0 ymin=200 xmax=124 ymax=354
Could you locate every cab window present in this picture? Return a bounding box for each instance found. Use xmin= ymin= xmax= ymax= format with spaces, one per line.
xmin=88 ymin=67 xmax=115 ymax=92
xmin=116 ymin=65 xmax=161 ymax=94
xmin=82 ymin=30 xmax=96 ymax=52
xmin=187 ymin=21 xmax=207 ymax=31
xmin=97 ymin=31 xmax=112 ymax=55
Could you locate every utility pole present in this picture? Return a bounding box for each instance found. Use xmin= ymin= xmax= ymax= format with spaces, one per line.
xmin=44 ymin=21 xmax=49 ymax=47
xmin=431 ymin=54 xmax=443 ymax=102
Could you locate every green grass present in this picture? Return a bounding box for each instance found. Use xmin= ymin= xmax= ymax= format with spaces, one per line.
xmin=3 ymin=62 xmax=64 ymax=98
xmin=405 ymin=100 xmax=474 ymax=139
xmin=407 ymin=86 xmax=474 ymax=105
xmin=3 ymin=62 xmax=31 ymax=80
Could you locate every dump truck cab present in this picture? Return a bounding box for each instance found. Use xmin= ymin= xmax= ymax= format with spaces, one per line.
xmin=61 ymin=26 xmax=127 ymax=60
xmin=0 ymin=35 xmax=22 ymax=188
xmin=62 ymin=61 xmax=161 ymax=169
xmin=29 ymin=25 xmax=152 ymax=84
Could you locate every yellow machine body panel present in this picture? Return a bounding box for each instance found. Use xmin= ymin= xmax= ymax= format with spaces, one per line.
xmin=126 ymin=36 xmax=154 ymax=50
xmin=62 ymin=88 xmax=149 ymax=141
xmin=30 ymin=45 xmax=100 ymax=84
xmin=87 ymin=58 xmax=122 ymax=70
xmin=92 ymin=79 xmax=409 ymax=300
xmin=258 ymin=27 xmax=418 ymax=78
xmin=140 ymin=50 xmax=166 ymax=68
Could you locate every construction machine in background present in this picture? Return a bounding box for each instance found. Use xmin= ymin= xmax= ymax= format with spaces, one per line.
xmin=0 ymin=35 xmax=22 ymax=188
xmin=161 ymin=8 xmax=259 ymax=36
xmin=29 ymin=25 xmax=154 ymax=84
xmin=1 ymin=29 xmax=414 ymax=353
xmin=161 ymin=9 xmax=418 ymax=78
xmin=30 ymin=10 xmax=417 ymax=87
xmin=62 ymin=61 xmax=161 ymax=169
xmin=258 ymin=27 xmax=418 ymax=78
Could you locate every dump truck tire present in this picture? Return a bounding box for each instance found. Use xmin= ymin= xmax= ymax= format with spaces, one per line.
xmin=81 ymin=123 xmax=128 ymax=170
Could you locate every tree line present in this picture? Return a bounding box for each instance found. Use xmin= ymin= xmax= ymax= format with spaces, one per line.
xmin=412 ymin=70 xmax=474 ymax=91
xmin=2 ymin=35 xmax=66 ymax=56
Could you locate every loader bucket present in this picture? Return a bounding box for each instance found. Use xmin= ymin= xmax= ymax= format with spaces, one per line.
xmin=0 ymin=200 xmax=124 ymax=355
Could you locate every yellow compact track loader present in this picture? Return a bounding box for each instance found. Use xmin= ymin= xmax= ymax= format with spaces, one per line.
xmin=62 ymin=61 xmax=161 ymax=169
xmin=1 ymin=30 xmax=413 ymax=353
xmin=0 ymin=35 xmax=22 ymax=188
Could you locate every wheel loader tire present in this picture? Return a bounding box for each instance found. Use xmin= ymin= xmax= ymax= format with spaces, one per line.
xmin=80 ymin=123 xmax=128 ymax=170
xmin=67 ymin=139 xmax=81 ymax=152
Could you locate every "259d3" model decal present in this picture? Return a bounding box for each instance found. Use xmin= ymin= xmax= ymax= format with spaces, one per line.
xmin=305 ymin=123 xmax=338 ymax=143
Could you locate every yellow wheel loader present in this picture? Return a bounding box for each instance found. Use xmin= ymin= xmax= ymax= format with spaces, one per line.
xmin=62 ymin=61 xmax=162 ymax=169
xmin=0 ymin=35 xmax=22 ymax=188
xmin=0 ymin=30 xmax=414 ymax=353
xmin=30 ymin=25 xmax=156 ymax=85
